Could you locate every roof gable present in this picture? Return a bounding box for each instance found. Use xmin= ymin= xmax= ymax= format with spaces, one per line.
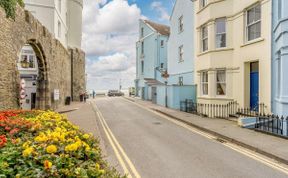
xmin=143 ymin=20 xmax=170 ymax=36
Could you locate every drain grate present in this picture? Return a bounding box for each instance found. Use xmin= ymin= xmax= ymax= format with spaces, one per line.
xmin=215 ymin=138 xmax=227 ymax=143
xmin=153 ymin=122 xmax=161 ymax=125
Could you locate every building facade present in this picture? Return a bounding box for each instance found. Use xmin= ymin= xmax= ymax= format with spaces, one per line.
xmin=166 ymin=0 xmax=196 ymax=109
xmin=24 ymin=0 xmax=83 ymax=48
xmin=272 ymin=0 xmax=288 ymax=116
xmin=194 ymin=0 xmax=272 ymax=114
xmin=135 ymin=20 xmax=170 ymax=103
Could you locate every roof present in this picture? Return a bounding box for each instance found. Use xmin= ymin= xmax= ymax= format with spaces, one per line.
xmin=144 ymin=20 xmax=170 ymax=36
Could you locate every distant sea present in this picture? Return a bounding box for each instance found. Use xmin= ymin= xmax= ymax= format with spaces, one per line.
xmin=94 ymin=89 xmax=129 ymax=96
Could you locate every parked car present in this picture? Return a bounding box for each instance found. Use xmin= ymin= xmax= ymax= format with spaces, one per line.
xmin=108 ymin=90 xmax=124 ymax=97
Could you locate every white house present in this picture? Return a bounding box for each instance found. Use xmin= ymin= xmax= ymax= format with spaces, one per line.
xmin=23 ymin=0 xmax=83 ymax=48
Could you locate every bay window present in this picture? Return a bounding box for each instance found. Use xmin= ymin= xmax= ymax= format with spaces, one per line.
xmin=201 ymin=25 xmax=208 ymax=52
xmin=201 ymin=72 xmax=208 ymax=95
xmin=215 ymin=18 xmax=226 ymax=48
xmin=216 ymin=70 xmax=226 ymax=96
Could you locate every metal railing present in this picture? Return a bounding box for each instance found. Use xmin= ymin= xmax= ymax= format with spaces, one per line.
xmin=179 ymin=100 xmax=269 ymax=119
xmin=255 ymin=115 xmax=288 ymax=137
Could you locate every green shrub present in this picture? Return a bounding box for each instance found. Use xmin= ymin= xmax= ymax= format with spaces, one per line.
xmin=0 ymin=0 xmax=24 ymax=20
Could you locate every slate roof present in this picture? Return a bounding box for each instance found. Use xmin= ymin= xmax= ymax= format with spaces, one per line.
xmin=144 ymin=20 xmax=170 ymax=36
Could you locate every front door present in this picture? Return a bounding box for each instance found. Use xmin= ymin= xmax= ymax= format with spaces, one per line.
xmin=250 ymin=62 xmax=259 ymax=111
xmin=141 ymin=87 xmax=145 ymax=100
xmin=31 ymin=93 xmax=36 ymax=109
xmin=152 ymin=87 xmax=157 ymax=104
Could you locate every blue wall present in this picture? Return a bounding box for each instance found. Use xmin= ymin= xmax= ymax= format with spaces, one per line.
xmin=135 ymin=20 xmax=169 ymax=99
xmin=272 ymin=0 xmax=288 ymax=116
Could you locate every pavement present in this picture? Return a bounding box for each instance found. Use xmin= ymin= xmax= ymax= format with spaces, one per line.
xmin=125 ymin=96 xmax=288 ymax=165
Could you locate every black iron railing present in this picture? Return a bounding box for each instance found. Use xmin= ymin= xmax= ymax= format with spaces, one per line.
xmin=237 ymin=103 xmax=267 ymax=117
xmin=255 ymin=115 xmax=288 ymax=137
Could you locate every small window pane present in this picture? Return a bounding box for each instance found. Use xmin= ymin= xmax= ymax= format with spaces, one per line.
xmin=216 ymin=19 xmax=226 ymax=33
xmin=255 ymin=5 xmax=261 ymax=21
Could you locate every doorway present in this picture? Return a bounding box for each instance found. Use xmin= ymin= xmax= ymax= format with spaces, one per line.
xmin=152 ymin=87 xmax=157 ymax=104
xmin=250 ymin=62 xmax=259 ymax=111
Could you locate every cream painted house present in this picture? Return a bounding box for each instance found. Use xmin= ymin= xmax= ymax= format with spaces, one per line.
xmin=194 ymin=0 xmax=272 ymax=114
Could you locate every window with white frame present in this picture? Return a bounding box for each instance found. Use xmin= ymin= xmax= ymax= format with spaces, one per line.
xmin=201 ymin=72 xmax=208 ymax=95
xmin=161 ymin=40 xmax=164 ymax=47
xmin=215 ymin=18 xmax=226 ymax=48
xmin=200 ymin=0 xmax=208 ymax=8
xmin=179 ymin=76 xmax=183 ymax=86
xmin=246 ymin=4 xmax=261 ymax=41
xmin=58 ymin=21 xmax=61 ymax=38
xmin=201 ymin=25 xmax=208 ymax=52
xmin=179 ymin=16 xmax=184 ymax=32
xmin=141 ymin=61 xmax=144 ymax=74
xmin=141 ymin=41 xmax=144 ymax=55
xmin=216 ymin=70 xmax=226 ymax=96
xmin=141 ymin=27 xmax=144 ymax=38
xmin=179 ymin=45 xmax=184 ymax=62
xmin=19 ymin=46 xmax=36 ymax=69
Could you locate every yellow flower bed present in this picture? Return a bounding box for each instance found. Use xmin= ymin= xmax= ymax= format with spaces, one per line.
xmin=0 ymin=110 xmax=123 ymax=178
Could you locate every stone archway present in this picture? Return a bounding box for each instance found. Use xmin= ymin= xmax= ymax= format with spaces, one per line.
xmin=17 ymin=40 xmax=51 ymax=110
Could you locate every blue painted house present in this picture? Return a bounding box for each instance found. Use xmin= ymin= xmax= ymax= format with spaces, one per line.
xmin=135 ymin=20 xmax=170 ymax=102
xmin=159 ymin=0 xmax=196 ymax=109
xmin=272 ymin=0 xmax=288 ymax=116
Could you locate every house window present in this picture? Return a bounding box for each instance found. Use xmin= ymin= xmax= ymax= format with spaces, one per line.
xmin=58 ymin=21 xmax=61 ymax=38
xmin=200 ymin=0 xmax=208 ymax=8
xmin=20 ymin=47 xmax=36 ymax=69
xmin=278 ymin=0 xmax=282 ymax=20
xmin=141 ymin=61 xmax=144 ymax=74
xmin=179 ymin=16 xmax=184 ymax=32
xmin=201 ymin=72 xmax=208 ymax=95
xmin=161 ymin=40 xmax=164 ymax=47
xmin=179 ymin=45 xmax=184 ymax=62
xmin=58 ymin=0 xmax=61 ymax=13
xmin=160 ymin=63 xmax=164 ymax=68
xmin=179 ymin=77 xmax=183 ymax=86
xmin=141 ymin=41 xmax=144 ymax=55
xmin=215 ymin=18 xmax=226 ymax=48
xmin=246 ymin=4 xmax=261 ymax=41
xmin=141 ymin=27 xmax=144 ymax=38
xmin=201 ymin=25 xmax=208 ymax=52
xmin=216 ymin=70 xmax=226 ymax=95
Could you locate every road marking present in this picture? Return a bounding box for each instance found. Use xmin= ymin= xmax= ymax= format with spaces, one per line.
xmin=91 ymin=101 xmax=141 ymax=178
xmin=123 ymin=98 xmax=288 ymax=175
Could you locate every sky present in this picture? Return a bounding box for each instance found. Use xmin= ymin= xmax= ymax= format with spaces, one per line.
xmin=82 ymin=0 xmax=175 ymax=91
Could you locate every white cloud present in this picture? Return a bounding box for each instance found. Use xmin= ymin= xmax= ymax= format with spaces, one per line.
xmin=82 ymin=0 xmax=141 ymax=90
xmin=151 ymin=1 xmax=170 ymax=22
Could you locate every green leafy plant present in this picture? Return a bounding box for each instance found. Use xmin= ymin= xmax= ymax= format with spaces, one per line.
xmin=0 ymin=0 xmax=24 ymax=20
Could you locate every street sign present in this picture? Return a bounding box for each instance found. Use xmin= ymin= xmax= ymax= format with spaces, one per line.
xmin=54 ymin=89 xmax=60 ymax=101
xmin=20 ymin=89 xmax=26 ymax=99
xmin=20 ymin=79 xmax=26 ymax=89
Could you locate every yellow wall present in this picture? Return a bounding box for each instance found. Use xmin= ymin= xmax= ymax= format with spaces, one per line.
xmin=194 ymin=0 xmax=272 ymax=113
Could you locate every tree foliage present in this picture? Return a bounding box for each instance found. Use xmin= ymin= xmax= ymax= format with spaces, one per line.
xmin=0 ymin=0 xmax=24 ymax=20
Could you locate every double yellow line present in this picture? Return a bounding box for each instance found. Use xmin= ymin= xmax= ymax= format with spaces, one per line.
xmin=92 ymin=101 xmax=141 ymax=178
xmin=123 ymin=98 xmax=288 ymax=176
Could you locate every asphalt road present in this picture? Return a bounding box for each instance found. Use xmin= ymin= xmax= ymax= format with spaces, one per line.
xmin=91 ymin=97 xmax=288 ymax=178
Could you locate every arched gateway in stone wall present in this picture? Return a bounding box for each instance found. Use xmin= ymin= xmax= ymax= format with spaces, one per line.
xmin=0 ymin=6 xmax=85 ymax=110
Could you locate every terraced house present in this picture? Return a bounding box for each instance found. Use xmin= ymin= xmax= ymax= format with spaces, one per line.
xmin=135 ymin=20 xmax=170 ymax=103
xmin=194 ymin=0 xmax=272 ymax=115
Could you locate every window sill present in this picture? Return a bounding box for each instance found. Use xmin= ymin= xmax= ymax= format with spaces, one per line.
xmin=198 ymin=96 xmax=234 ymax=101
xmin=241 ymin=38 xmax=264 ymax=48
xmin=197 ymin=47 xmax=234 ymax=56
xmin=178 ymin=60 xmax=184 ymax=63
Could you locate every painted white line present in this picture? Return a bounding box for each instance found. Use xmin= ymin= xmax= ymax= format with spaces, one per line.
xmin=92 ymin=101 xmax=141 ymax=178
xmin=123 ymin=98 xmax=288 ymax=175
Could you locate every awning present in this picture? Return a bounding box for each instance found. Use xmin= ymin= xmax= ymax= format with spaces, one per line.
xmin=144 ymin=78 xmax=164 ymax=86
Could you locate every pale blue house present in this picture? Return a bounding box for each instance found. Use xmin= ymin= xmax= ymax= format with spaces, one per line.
xmin=272 ymin=0 xmax=288 ymax=116
xmin=156 ymin=0 xmax=196 ymax=109
xmin=135 ymin=20 xmax=170 ymax=102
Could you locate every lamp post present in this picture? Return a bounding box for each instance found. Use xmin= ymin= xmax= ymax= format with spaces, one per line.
xmin=162 ymin=71 xmax=169 ymax=108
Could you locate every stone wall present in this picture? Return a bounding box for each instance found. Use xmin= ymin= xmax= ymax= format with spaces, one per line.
xmin=0 ymin=5 xmax=85 ymax=110
xmin=69 ymin=48 xmax=86 ymax=101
